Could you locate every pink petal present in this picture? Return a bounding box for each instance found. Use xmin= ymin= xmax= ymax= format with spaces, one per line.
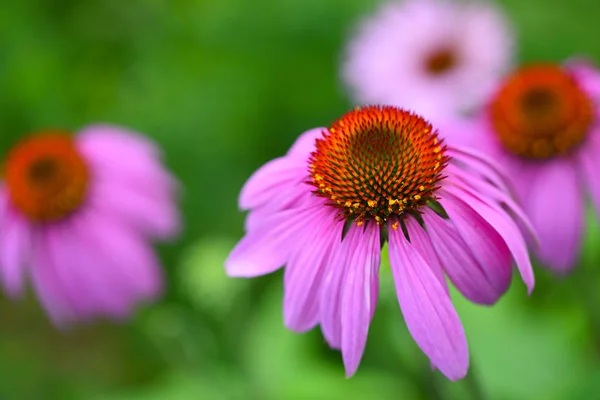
xmin=438 ymin=191 xmax=512 ymax=297
xmin=29 ymin=226 xmax=78 ymax=326
xmin=446 ymin=184 xmax=535 ymax=293
xmin=238 ymin=157 xmax=307 ymax=210
xmin=388 ymin=221 xmax=469 ymax=381
xmin=90 ymin=177 xmax=180 ymax=240
xmin=319 ymin=222 xmax=364 ymax=349
xmin=341 ymin=222 xmax=380 ymax=377
xmin=421 ymin=208 xmax=505 ymax=305
xmin=525 ymin=158 xmax=583 ymax=273
xmin=567 ymin=58 xmax=600 ymax=98
xmin=0 ymin=190 xmax=30 ymax=298
xmin=226 ymin=203 xmax=319 ymax=277
xmin=403 ymin=216 xmax=449 ymax=294
xmin=287 ymin=127 xmax=326 ymax=157
xmin=283 ymin=209 xmax=343 ymax=332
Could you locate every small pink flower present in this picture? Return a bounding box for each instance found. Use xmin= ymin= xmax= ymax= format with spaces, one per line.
xmin=342 ymin=0 xmax=514 ymax=122
xmin=0 ymin=125 xmax=180 ymax=325
xmin=226 ymin=106 xmax=534 ymax=380
xmin=443 ymin=61 xmax=600 ymax=274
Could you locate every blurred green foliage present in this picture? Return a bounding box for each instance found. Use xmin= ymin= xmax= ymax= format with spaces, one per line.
xmin=2 ymin=0 xmax=600 ymax=398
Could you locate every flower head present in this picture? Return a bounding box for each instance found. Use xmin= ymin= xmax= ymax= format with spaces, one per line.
xmin=226 ymin=105 xmax=534 ymax=380
xmin=342 ymin=0 xmax=514 ymax=122
xmin=443 ymin=60 xmax=600 ymax=273
xmin=0 ymin=125 xmax=180 ymax=325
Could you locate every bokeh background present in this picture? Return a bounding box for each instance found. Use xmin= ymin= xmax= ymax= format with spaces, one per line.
xmin=1 ymin=0 xmax=600 ymax=398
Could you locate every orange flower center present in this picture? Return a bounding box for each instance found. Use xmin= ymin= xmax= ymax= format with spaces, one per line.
xmin=490 ymin=64 xmax=594 ymax=159
xmin=424 ymin=48 xmax=457 ymax=76
xmin=309 ymin=106 xmax=448 ymax=225
xmin=3 ymin=132 xmax=89 ymax=222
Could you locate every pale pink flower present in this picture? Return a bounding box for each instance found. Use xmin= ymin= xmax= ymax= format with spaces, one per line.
xmin=342 ymin=0 xmax=514 ymax=122
xmin=0 ymin=125 xmax=180 ymax=325
xmin=226 ymin=106 xmax=534 ymax=380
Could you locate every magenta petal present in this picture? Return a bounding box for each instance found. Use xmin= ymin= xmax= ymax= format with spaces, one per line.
xmin=287 ymin=127 xmax=326 ymax=157
xmin=29 ymin=227 xmax=77 ymax=325
xmin=0 ymin=192 xmax=30 ymax=298
xmin=341 ymin=222 xmax=380 ymax=377
xmin=388 ymin=223 xmax=469 ymax=381
xmin=404 ymin=216 xmax=448 ymax=294
xmin=226 ymin=205 xmax=318 ymax=277
xmin=439 ymin=191 xmax=512 ymax=297
xmin=283 ymin=209 xmax=343 ymax=332
xmin=238 ymin=157 xmax=306 ymax=210
xmin=92 ymin=178 xmax=180 ymax=240
xmin=526 ymin=158 xmax=583 ymax=273
xmin=319 ymin=223 xmax=364 ymax=349
xmin=446 ymin=185 xmax=535 ymax=293
xmin=421 ymin=209 xmax=503 ymax=305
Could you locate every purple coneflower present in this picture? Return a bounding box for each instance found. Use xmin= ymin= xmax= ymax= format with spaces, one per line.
xmin=226 ymin=105 xmax=534 ymax=380
xmin=342 ymin=0 xmax=514 ymax=122
xmin=443 ymin=61 xmax=600 ymax=273
xmin=0 ymin=126 xmax=180 ymax=325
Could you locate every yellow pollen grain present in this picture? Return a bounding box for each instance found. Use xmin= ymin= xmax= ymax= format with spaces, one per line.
xmin=357 ymin=220 xmax=364 ymax=226
xmin=419 ymin=185 xmax=425 ymax=191
xmin=344 ymin=201 xmax=352 ymax=207
xmin=368 ymin=200 xmax=377 ymax=207
xmin=391 ymin=221 xmax=399 ymax=230
xmin=353 ymin=203 xmax=360 ymax=208
xmin=414 ymin=195 xmax=421 ymax=201
xmin=433 ymin=146 xmax=441 ymax=153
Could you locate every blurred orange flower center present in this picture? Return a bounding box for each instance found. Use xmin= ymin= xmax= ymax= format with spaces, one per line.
xmin=424 ymin=48 xmax=457 ymax=76
xmin=4 ymin=132 xmax=89 ymax=222
xmin=309 ymin=106 xmax=448 ymax=225
xmin=490 ymin=64 xmax=594 ymax=159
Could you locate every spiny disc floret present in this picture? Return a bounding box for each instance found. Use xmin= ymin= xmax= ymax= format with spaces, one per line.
xmin=309 ymin=106 xmax=448 ymax=225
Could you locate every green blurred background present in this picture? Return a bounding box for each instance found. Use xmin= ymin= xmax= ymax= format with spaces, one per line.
xmin=1 ymin=0 xmax=600 ymax=398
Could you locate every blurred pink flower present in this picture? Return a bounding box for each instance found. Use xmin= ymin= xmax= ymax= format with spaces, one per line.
xmin=342 ymin=0 xmax=514 ymax=122
xmin=0 ymin=125 xmax=180 ymax=325
xmin=226 ymin=106 xmax=534 ymax=380
xmin=442 ymin=61 xmax=600 ymax=274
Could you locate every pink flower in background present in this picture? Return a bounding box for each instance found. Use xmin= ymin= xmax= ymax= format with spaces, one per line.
xmin=342 ymin=0 xmax=514 ymax=122
xmin=226 ymin=106 xmax=534 ymax=380
xmin=0 ymin=126 xmax=180 ymax=325
xmin=443 ymin=61 xmax=600 ymax=274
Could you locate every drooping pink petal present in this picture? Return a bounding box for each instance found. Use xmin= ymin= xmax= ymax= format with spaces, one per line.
xmin=0 ymin=190 xmax=30 ymax=298
xmin=319 ymin=222 xmax=365 ymax=349
xmin=29 ymin=226 xmax=77 ymax=326
xmin=403 ymin=216 xmax=448 ymax=294
xmin=438 ymin=190 xmax=512 ymax=296
xmin=226 ymin=202 xmax=321 ymax=277
xmin=283 ymin=208 xmax=343 ymax=332
xmin=341 ymin=222 xmax=380 ymax=377
xmin=388 ymin=220 xmax=468 ymax=381
xmin=445 ymin=184 xmax=534 ymax=292
xmin=525 ymin=157 xmax=583 ymax=273
xmin=421 ymin=208 xmax=504 ymax=305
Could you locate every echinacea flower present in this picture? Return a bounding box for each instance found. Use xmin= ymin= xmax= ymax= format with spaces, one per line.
xmin=226 ymin=105 xmax=534 ymax=380
xmin=443 ymin=61 xmax=600 ymax=274
xmin=0 ymin=126 xmax=180 ymax=325
xmin=342 ymin=0 xmax=514 ymax=122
